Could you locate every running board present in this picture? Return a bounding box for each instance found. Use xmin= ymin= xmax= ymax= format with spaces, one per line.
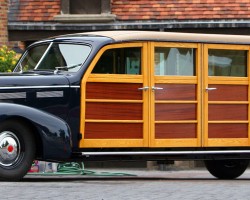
xmin=81 ymin=150 xmax=250 ymax=156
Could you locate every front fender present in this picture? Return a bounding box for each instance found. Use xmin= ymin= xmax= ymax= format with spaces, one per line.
xmin=0 ymin=103 xmax=72 ymax=161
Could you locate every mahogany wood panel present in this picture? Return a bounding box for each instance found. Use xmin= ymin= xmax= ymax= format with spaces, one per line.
xmin=155 ymin=84 xmax=196 ymax=100
xmin=208 ymin=85 xmax=248 ymax=101
xmin=208 ymin=124 xmax=248 ymax=138
xmin=85 ymin=123 xmax=143 ymax=139
xmin=86 ymin=102 xmax=143 ymax=120
xmin=155 ymin=123 xmax=197 ymax=139
xmin=86 ymin=82 xmax=142 ymax=100
xmin=155 ymin=103 xmax=197 ymax=120
xmin=209 ymin=104 xmax=248 ymax=120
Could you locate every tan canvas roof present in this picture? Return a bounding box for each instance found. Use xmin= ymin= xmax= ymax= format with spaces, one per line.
xmin=76 ymin=31 xmax=250 ymax=45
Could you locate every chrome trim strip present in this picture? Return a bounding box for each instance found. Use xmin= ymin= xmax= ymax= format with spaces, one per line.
xmin=70 ymin=86 xmax=80 ymax=88
xmin=37 ymin=91 xmax=64 ymax=98
xmin=81 ymin=150 xmax=250 ymax=156
xmin=0 ymin=92 xmax=26 ymax=99
xmin=0 ymin=85 xmax=69 ymax=90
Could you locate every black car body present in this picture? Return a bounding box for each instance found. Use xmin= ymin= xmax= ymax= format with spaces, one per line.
xmin=1 ymin=31 xmax=250 ymax=180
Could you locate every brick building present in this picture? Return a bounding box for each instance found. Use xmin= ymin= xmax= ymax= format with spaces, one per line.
xmin=7 ymin=0 xmax=250 ymax=47
xmin=0 ymin=0 xmax=8 ymax=46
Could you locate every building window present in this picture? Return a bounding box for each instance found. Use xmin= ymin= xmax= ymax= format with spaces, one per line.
xmin=55 ymin=0 xmax=115 ymax=22
xmin=62 ymin=0 xmax=110 ymax=14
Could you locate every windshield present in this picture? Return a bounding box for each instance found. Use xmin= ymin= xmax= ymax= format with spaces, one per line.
xmin=14 ymin=43 xmax=91 ymax=73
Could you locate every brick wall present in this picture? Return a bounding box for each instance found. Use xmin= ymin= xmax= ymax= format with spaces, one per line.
xmin=112 ymin=0 xmax=250 ymax=20
xmin=8 ymin=0 xmax=250 ymax=22
xmin=0 ymin=0 xmax=8 ymax=46
xmin=9 ymin=0 xmax=60 ymax=22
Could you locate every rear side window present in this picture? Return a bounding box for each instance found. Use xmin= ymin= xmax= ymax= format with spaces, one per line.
xmin=92 ymin=47 xmax=141 ymax=75
xmin=208 ymin=49 xmax=247 ymax=77
xmin=155 ymin=47 xmax=196 ymax=76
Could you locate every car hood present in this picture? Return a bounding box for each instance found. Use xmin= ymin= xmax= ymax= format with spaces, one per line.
xmin=0 ymin=72 xmax=70 ymax=88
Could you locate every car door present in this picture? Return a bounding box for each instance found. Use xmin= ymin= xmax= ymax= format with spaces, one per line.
xmin=80 ymin=43 xmax=150 ymax=148
xmin=149 ymin=42 xmax=202 ymax=147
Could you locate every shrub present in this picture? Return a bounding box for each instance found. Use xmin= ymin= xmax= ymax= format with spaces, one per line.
xmin=0 ymin=45 xmax=20 ymax=72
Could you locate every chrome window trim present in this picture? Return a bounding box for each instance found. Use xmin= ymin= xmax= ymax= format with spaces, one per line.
xmin=81 ymin=150 xmax=250 ymax=156
xmin=0 ymin=85 xmax=71 ymax=90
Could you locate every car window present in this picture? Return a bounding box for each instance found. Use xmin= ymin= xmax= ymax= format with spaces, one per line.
xmin=15 ymin=43 xmax=91 ymax=72
xmin=92 ymin=47 xmax=141 ymax=75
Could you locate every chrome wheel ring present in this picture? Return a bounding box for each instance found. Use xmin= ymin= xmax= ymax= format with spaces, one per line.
xmin=0 ymin=131 xmax=21 ymax=167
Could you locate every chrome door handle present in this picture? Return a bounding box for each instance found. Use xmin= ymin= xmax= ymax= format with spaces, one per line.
xmin=206 ymin=87 xmax=217 ymax=92
xmin=138 ymin=86 xmax=149 ymax=91
xmin=152 ymin=86 xmax=163 ymax=91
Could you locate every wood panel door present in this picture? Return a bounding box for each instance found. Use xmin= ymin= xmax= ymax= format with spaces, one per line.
xmin=150 ymin=42 xmax=202 ymax=147
xmin=203 ymin=44 xmax=250 ymax=147
xmin=80 ymin=43 xmax=149 ymax=148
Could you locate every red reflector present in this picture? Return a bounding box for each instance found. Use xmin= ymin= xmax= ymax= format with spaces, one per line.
xmin=7 ymin=145 xmax=14 ymax=153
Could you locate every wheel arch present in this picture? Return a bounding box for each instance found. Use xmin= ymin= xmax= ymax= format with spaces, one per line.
xmin=2 ymin=116 xmax=43 ymax=159
xmin=0 ymin=103 xmax=72 ymax=161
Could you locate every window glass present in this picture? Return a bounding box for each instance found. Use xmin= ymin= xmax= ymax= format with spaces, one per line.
xmin=37 ymin=43 xmax=91 ymax=72
xmin=155 ymin=47 xmax=196 ymax=76
xmin=92 ymin=47 xmax=141 ymax=75
xmin=18 ymin=44 xmax=49 ymax=71
xmin=70 ymin=0 xmax=101 ymax=14
xmin=15 ymin=43 xmax=91 ymax=72
xmin=208 ymin=49 xmax=247 ymax=77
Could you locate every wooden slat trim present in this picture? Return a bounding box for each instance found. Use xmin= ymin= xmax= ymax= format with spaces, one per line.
xmin=155 ymin=123 xmax=197 ymax=139
xmin=86 ymin=82 xmax=143 ymax=100
xmin=153 ymin=139 xmax=198 ymax=147
xmin=209 ymin=101 xmax=249 ymax=104
xmin=155 ymin=120 xmax=197 ymax=123
xmin=81 ymin=139 xmax=145 ymax=147
xmin=207 ymin=77 xmax=248 ymax=85
xmin=86 ymin=99 xmax=143 ymax=103
xmin=208 ymin=121 xmax=248 ymax=123
xmin=208 ymin=85 xmax=248 ymax=101
xmin=208 ymin=123 xmax=248 ymax=138
xmin=85 ymin=123 xmax=143 ymax=139
xmin=154 ymin=84 xmax=197 ymax=101
xmin=153 ymin=42 xmax=199 ymax=48
xmin=154 ymin=76 xmax=198 ymax=84
xmin=155 ymin=100 xmax=198 ymax=104
xmin=85 ymin=119 xmax=144 ymax=123
xmin=86 ymin=102 xmax=143 ymax=120
xmin=207 ymin=138 xmax=249 ymax=147
xmin=208 ymin=104 xmax=248 ymax=121
xmin=248 ymin=48 xmax=250 ymax=146
xmin=88 ymin=74 xmax=143 ymax=83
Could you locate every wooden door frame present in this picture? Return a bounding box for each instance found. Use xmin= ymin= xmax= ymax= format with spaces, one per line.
xmin=203 ymin=44 xmax=250 ymax=147
xmin=149 ymin=42 xmax=202 ymax=147
xmin=79 ymin=42 xmax=150 ymax=148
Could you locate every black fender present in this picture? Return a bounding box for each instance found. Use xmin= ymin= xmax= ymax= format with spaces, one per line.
xmin=0 ymin=103 xmax=72 ymax=161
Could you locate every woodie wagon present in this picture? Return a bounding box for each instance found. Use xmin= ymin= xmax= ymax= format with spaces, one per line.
xmin=1 ymin=31 xmax=250 ymax=180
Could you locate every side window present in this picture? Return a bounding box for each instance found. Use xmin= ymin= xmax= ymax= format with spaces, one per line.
xmin=92 ymin=47 xmax=141 ymax=75
xmin=208 ymin=49 xmax=247 ymax=77
xmin=19 ymin=44 xmax=49 ymax=71
xmin=155 ymin=47 xmax=196 ymax=76
xmin=37 ymin=43 xmax=91 ymax=72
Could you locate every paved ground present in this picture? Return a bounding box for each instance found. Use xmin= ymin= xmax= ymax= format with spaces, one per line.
xmin=1 ymin=169 xmax=250 ymax=199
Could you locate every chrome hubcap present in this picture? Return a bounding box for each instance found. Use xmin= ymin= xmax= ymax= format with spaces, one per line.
xmin=0 ymin=131 xmax=21 ymax=167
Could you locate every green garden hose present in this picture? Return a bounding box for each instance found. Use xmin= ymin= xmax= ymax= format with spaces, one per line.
xmin=28 ymin=162 xmax=136 ymax=177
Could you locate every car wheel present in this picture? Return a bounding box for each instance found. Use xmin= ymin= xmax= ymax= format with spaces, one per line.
xmin=0 ymin=120 xmax=36 ymax=181
xmin=204 ymin=159 xmax=249 ymax=179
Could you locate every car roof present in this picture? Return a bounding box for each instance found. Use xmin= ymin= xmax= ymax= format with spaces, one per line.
xmin=61 ymin=31 xmax=250 ymax=45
